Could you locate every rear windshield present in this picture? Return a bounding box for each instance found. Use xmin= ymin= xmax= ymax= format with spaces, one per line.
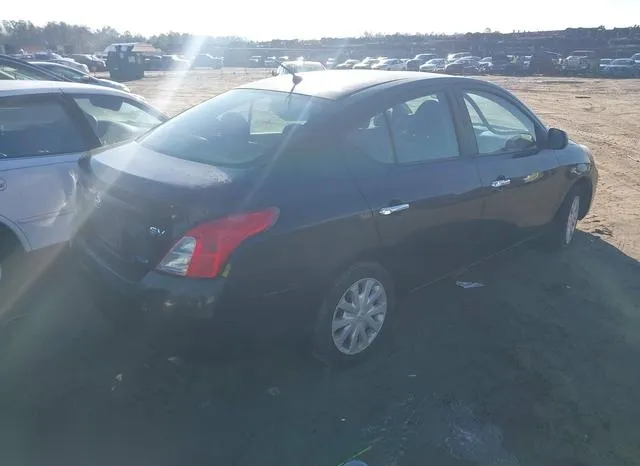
xmin=139 ymin=89 xmax=331 ymax=166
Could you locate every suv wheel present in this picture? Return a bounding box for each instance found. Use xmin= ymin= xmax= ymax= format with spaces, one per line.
xmin=312 ymin=262 xmax=395 ymax=365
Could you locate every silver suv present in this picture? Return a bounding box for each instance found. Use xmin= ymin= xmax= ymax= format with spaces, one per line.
xmin=0 ymin=81 xmax=165 ymax=305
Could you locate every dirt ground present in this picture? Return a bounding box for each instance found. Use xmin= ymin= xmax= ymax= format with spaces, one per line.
xmin=0 ymin=70 xmax=639 ymax=466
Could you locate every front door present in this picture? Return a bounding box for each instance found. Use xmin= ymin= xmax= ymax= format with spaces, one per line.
xmin=343 ymin=88 xmax=484 ymax=288
xmin=0 ymin=94 xmax=91 ymax=250
xmin=457 ymin=89 xmax=567 ymax=245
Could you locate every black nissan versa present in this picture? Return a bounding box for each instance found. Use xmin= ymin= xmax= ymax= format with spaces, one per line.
xmin=72 ymin=70 xmax=597 ymax=363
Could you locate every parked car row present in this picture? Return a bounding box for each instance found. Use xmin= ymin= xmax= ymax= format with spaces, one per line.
xmin=145 ymin=54 xmax=224 ymax=71
xmin=332 ymin=54 xmax=491 ymax=75
xmin=1 ymin=71 xmax=597 ymax=365
xmin=328 ymin=50 xmax=640 ymax=77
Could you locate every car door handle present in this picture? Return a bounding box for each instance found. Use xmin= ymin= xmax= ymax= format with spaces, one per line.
xmin=379 ymin=203 xmax=410 ymax=216
xmin=491 ymin=178 xmax=511 ymax=189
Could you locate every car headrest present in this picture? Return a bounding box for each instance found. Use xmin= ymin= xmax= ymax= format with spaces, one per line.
xmin=217 ymin=112 xmax=250 ymax=141
xmin=414 ymin=99 xmax=445 ymax=122
xmin=83 ymin=112 xmax=99 ymax=132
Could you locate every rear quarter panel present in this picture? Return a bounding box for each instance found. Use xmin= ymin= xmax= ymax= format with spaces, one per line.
xmin=222 ymin=138 xmax=380 ymax=304
xmin=0 ymin=153 xmax=81 ymax=251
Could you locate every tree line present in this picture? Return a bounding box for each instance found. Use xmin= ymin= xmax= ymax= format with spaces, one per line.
xmin=0 ymin=20 xmax=246 ymax=54
xmin=2 ymin=20 xmax=640 ymax=55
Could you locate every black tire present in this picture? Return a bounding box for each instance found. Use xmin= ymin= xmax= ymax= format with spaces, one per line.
xmin=312 ymin=262 xmax=395 ymax=366
xmin=545 ymin=186 xmax=582 ymax=250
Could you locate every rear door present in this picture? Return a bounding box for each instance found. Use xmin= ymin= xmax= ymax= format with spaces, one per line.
xmin=0 ymin=93 xmax=93 ymax=250
xmin=456 ymin=87 xmax=566 ymax=244
xmin=342 ymin=85 xmax=484 ymax=287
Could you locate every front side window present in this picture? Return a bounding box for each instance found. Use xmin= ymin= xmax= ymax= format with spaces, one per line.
xmin=140 ymin=89 xmax=331 ymax=166
xmin=73 ymin=95 xmax=164 ymax=145
xmin=463 ymin=91 xmax=537 ymax=154
xmin=0 ymin=97 xmax=87 ymax=158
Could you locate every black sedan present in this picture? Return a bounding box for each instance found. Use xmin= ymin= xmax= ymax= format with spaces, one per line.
xmin=72 ymin=71 xmax=598 ymax=364
xmin=0 ymin=54 xmax=68 ymax=81
xmin=29 ymin=61 xmax=131 ymax=92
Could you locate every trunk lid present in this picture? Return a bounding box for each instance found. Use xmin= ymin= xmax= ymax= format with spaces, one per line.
xmin=77 ymin=141 xmax=257 ymax=280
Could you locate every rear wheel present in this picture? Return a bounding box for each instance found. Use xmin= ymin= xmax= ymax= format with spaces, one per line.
xmin=312 ymin=262 xmax=395 ymax=365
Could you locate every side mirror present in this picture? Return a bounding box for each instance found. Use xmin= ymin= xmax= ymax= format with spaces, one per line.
xmin=271 ymin=69 xmax=277 ymax=76
xmin=80 ymin=75 xmax=92 ymax=83
xmin=547 ymin=128 xmax=568 ymax=150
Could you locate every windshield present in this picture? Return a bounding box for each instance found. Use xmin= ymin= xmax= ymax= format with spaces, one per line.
xmin=140 ymin=89 xmax=330 ymax=165
xmin=38 ymin=63 xmax=85 ymax=79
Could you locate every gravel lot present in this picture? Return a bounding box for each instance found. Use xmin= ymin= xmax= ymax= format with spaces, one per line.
xmin=1 ymin=69 xmax=639 ymax=466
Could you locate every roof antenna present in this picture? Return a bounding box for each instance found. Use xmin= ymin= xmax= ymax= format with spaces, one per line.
xmin=274 ymin=59 xmax=303 ymax=94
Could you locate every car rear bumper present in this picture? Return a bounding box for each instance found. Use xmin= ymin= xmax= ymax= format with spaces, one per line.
xmin=72 ymin=236 xmax=224 ymax=322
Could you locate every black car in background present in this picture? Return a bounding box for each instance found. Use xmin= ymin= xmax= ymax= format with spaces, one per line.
xmin=73 ymin=71 xmax=597 ymax=364
xmin=191 ymin=54 xmax=224 ymax=69
xmin=28 ymin=61 xmax=131 ymax=92
xmin=71 ymin=54 xmax=107 ymax=72
xmin=0 ymin=54 xmax=69 ymax=81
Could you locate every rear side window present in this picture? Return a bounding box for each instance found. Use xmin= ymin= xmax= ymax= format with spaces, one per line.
xmin=346 ymin=111 xmax=395 ymax=164
xmin=140 ymin=89 xmax=331 ymax=166
xmin=392 ymin=92 xmax=460 ymax=163
xmin=0 ymin=97 xmax=88 ymax=158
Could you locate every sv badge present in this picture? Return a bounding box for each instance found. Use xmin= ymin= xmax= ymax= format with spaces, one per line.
xmin=148 ymin=226 xmax=167 ymax=237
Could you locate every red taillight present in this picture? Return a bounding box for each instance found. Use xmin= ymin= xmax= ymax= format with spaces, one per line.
xmin=156 ymin=208 xmax=279 ymax=278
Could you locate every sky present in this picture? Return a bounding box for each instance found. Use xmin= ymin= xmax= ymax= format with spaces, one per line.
xmin=3 ymin=0 xmax=640 ymax=40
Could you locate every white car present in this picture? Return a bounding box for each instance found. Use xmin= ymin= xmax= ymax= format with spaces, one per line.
xmin=419 ymin=58 xmax=447 ymax=72
xmin=52 ymin=58 xmax=90 ymax=74
xmin=273 ymin=60 xmax=326 ymax=75
xmin=371 ymin=58 xmax=405 ymax=71
xmin=0 ymin=81 xmax=166 ymax=298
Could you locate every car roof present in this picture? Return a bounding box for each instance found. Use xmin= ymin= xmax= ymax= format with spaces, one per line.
xmin=0 ymin=80 xmax=130 ymax=98
xmin=238 ymin=70 xmax=470 ymax=100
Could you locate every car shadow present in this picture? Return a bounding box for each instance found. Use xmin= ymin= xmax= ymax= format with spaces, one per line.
xmin=0 ymin=230 xmax=638 ymax=466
